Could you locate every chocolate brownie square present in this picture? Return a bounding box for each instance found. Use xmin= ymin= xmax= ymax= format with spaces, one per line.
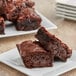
xmin=0 ymin=17 xmax=5 ymax=34
xmin=35 ymin=27 xmax=72 ymax=61
xmin=15 ymin=8 xmax=42 ymax=31
xmin=17 ymin=40 xmax=53 ymax=68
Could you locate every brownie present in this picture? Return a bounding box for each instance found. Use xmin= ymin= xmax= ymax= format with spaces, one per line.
xmin=0 ymin=0 xmax=7 ymax=14
xmin=14 ymin=0 xmax=35 ymax=8
xmin=0 ymin=0 xmax=42 ymax=32
xmin=16 ymin=40 xmax=53 ymax=68
xmin=0 ymin=17 xmax=5 ymax=34
xmin=0 ymin=0 xmax=14 ymax=20
xmin=6 ymin=6 xmax=22 ymax=22
xmin=6 ymin=0 xmax=35 ymax=21
xmin=24 ymin=0 xmax=35 ymax=8
xmin=35 ymin=27 xmax=72 ymax=61
xmin=15 ymin=8 xmax=42 ymax=31
xmin=0 ymin=0 xmax=35 ymax=20
xmin=0 ymin=0 xmax=7 ymax=19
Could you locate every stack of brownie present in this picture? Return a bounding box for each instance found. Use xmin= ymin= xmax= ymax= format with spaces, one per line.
xmin=17 ymin=27 xmax=72 ymax=68
xmin=0 ymin=0 xmax=42 ymax=34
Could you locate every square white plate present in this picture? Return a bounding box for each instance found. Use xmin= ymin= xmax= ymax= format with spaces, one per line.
xmin=56 ymin=4 xmax=76 ymax=12
xmin=0 ymin=48 xmax=76 ymax=76
xmin=56 ymin=7 xmax=76 ymax=20
xmin=56 ymin=10 xmax=76 ymax=17
xmin=56 ymin=0 xmax=76 ymax=7
xmin=0 ymin=11 xmax=57 ymax=38
xmin=56 ymin=13 xmax=76 ymax=21
xmin=56 ymin=3 xmax=76 ymax=11
xmin=56 ymin=7 xmax=76 ymax=15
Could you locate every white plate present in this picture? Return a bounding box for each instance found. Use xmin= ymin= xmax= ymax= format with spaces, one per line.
xmin=56 ymin=0 xmax=76 ymax=7
xmin=56 ymin=4 xmax=76 ymax=12
xmin=0 ymin=48 xmax=76 ymax=76
xmin=56 ymin=13 xmax=76 ymax=21
xmin=56 ymin=6 xmax=76 ymax=14
xmin=0 ymin=11 xmax=57 ymax=38
xmin=56 ymin=11 xmax=76 ymax=17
